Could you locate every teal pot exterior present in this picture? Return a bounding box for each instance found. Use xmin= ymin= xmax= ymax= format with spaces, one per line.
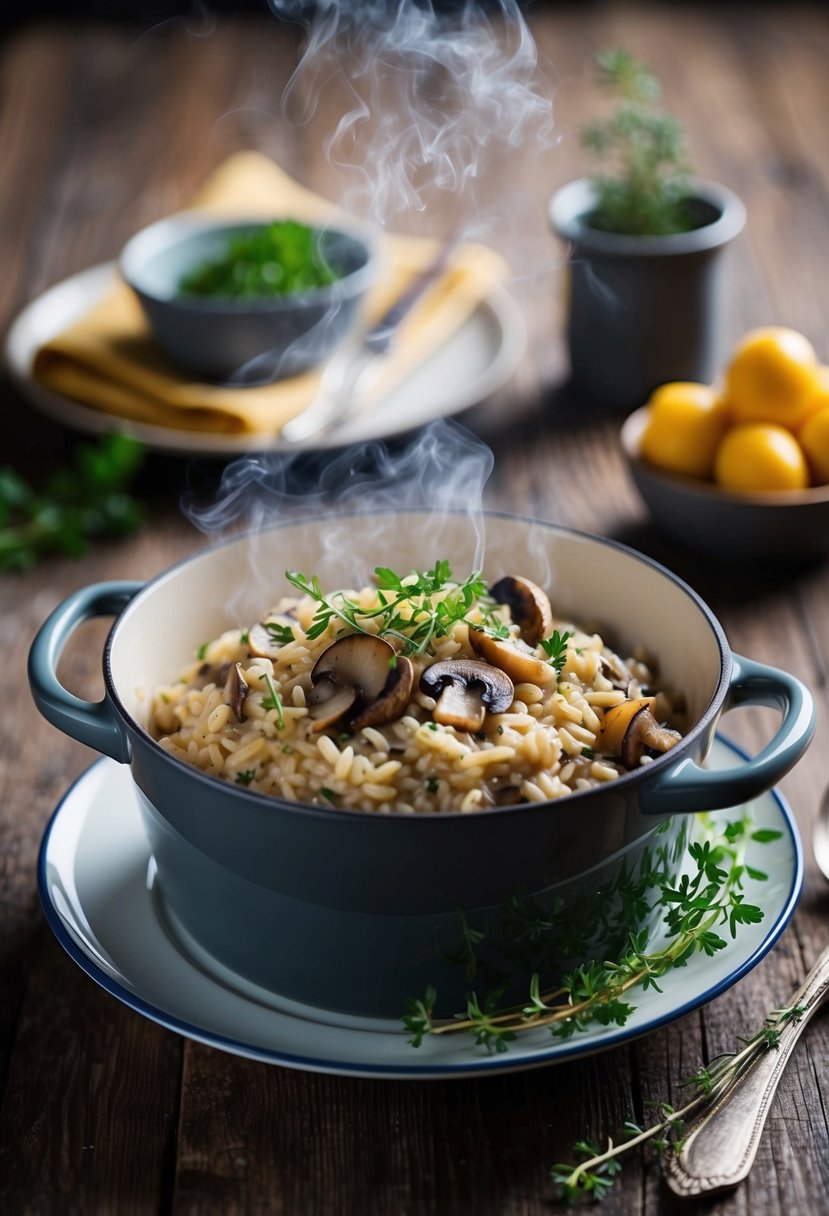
xmin=28 ymin=514 xmax=812 ymax=1017
xmin=549 ymin=179 xmax=746 ymax=412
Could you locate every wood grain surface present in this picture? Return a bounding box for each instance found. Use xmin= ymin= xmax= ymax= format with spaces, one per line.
xmin=2 ymin=5 xmax=829 ymax=1213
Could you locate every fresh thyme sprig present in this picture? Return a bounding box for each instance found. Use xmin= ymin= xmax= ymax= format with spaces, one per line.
xmin=285 ymin=562 xmax=492 ymax=657
xmin=260 ymin=672 xmax=286 ymax=729
xmin=550 ymin=999 xmax=805 ymax=1202
xmin=403 ymin=815 xmax=775 ymax=1049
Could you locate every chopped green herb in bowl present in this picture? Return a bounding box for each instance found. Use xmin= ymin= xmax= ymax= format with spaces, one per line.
xmin=120 ymin=213 xmax=374 ymax=382
xmin=178 ymin=220 xmax=342 ymax=300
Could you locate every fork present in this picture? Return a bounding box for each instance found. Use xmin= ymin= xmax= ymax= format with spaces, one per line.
xmin=280 ymin=234 xmax=457 ymax=444
xmin=665 ymin=944 xmax=829 ymax=1197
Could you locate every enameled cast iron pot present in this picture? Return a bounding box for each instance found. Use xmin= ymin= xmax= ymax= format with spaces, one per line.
xmin=29 ymin=513 xmax=815 ymax=1017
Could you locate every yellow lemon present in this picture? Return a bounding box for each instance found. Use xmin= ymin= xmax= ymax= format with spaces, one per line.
xmin=725 ymin=326 xmax=820 ymax=429
xmin=714 ymin=423 xmax=809 ymax=492
xmin=799 ymin=387 xmax=829 ymax=483
xmin=639 ymin=382 xmax=729 ymax=478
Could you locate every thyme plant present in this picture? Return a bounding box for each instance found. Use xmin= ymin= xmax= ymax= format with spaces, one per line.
xmin=581 ymin=48 xmax=695 ymax=236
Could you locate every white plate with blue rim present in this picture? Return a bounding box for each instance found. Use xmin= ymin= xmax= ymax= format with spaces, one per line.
xmin=38 ymin=736 xmax=802 ymax=1080
xmin=4 ymin=263 xmax=525 ymax=457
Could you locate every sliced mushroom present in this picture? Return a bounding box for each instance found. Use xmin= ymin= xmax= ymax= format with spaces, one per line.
xmin=248 ymin=613 xmax=297 ymax=660
xmin=351 ymin=656 xmax=414 ymax=730
xmin=307 ymin=683 xmax=358 ymax=732
xmin=419 ymin=659 xmax=514 ymax=732
xmin=468 ymin=628 xmax=556 ymax=686
xmin=307 ymin=634 xmax=412 ymax=733
xmin=223 ymin=662 xmax=249 ymax=722
xmin=600 ymin=652 xmax=635 ymax=691
xmin=491 ymin=783 xmax=522 ymax=807
xmin=489 ymin=576 xmax=553 ymax=646
xmin=598 ymin=696 xmax=681 ymax=769
xmin=598 ymin=697 xmax=655 ymax=754
xmin=620 ymin=708 xmax=682 ymax=769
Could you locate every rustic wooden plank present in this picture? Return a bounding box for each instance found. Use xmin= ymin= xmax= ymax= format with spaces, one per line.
xmin=2 ymin=7 xmax=829 ymax=1215
xmin=0 ymin=929 xmax=183 ymax=1215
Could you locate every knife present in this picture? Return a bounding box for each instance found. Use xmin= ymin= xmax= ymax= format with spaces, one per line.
xmin=280 ymin=235 xmax=457 ymax=443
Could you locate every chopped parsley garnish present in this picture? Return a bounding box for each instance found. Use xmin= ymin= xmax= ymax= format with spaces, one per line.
xmin=263 ymin=620 xmax=294 ymax=645
xmin=582 ymin=747 xmax=595 ymax=759
xmin=425 ymin=776 xmax=439 ymax=793
xmin=178 ymin=220 xmax=341 ymax=299
xmin=285 ymin=561 xmax=490 ymax=657
xmin=235 ymin=769 xmax=256 ymax=786
xmin=540 ymin=630 xmax=572 ymax=675
xmin=240 ymin=629 xmax=249 ymax=645
xmin=320 ymin=787 xmax=338 ymax=802
xmin=197 ymin=642 xmax=208 ymax=661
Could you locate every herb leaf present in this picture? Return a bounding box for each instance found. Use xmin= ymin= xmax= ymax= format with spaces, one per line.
xmin=260 ymin=672 xmax=285 ymax=729
xmin=285 ymin=562 xmax=490 ymax=657
xmin=0 ymin=435 xmax=144 ymax=573
xmin=540 ymin=629 xmax=572 ymax=675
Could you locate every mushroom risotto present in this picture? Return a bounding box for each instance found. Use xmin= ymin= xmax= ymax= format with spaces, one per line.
xmin=149 ymin=564 xmax=685 ymax=813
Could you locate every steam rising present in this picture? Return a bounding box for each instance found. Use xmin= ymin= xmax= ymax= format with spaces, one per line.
xmin=268 ymin=0 xmax=554 ymax=225
xmin=181 ymin=5 xmax=557 ymax=575
xmin=184 ymin=420 xmax=495 ymax=589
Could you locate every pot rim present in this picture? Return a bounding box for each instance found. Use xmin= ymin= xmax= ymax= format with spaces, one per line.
xmin=548 ymin=177 xmax=746 ymax=257
xmin=103 ymin=509 xmax=732 ymax=824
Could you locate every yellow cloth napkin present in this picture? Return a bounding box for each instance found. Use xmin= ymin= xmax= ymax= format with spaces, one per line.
xmin=32 ymin=152 xmax=508 ymax=435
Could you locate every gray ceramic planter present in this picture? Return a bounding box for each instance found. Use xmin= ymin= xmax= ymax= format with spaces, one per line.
xmin=28 ymin=513 xmax=812 ymax=1017
xmin=549 ymin=179 xmax=746 ymax=412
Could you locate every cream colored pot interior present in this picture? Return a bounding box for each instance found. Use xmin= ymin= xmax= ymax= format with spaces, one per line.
xmin=110 ymin=513 xmax=725 ymax=735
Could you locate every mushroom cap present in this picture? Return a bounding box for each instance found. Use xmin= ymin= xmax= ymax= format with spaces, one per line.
xmin=468 ymin=628 xmax=556 ymax=686
xmin=489 ymin=576 xmax=553 ymax=646
xmin=308 ymin=634 xmax=414 ymax=732
xmin=310 ymin=634 xmax=396 ymax=701
xmin=420 ymin=657 xmax=514 ymax=715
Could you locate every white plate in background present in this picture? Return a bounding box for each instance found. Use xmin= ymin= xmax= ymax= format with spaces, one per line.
xmin=5 ymin=263 xmax=525 ymax=457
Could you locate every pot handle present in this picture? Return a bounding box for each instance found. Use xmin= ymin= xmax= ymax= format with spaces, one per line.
xmin=28 ymin=581 xmax=143 ymax=764
xmin=640 ymin=654 xmax=815 ymax=816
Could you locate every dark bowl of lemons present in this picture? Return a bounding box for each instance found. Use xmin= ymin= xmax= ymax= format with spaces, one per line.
xmin=621 ymin=327 xmax=829 ymax=562
xmin=120 ymin=213 xmax=375 ymax=384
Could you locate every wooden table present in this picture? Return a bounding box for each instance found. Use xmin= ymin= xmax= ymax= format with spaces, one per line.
xmin=2 ymin=5 xmax=829 ymax=1212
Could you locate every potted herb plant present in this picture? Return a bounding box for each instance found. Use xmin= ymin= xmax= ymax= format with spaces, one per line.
xmin=549 ymin=49 xmax=746 ymax=412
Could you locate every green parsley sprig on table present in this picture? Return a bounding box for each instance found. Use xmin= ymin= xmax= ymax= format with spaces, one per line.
xmin=0 ymin=434 xmax=145 ymax=572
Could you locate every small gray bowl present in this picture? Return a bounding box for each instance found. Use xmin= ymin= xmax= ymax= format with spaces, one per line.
xmin=120 ymin=213 xmax=375 ymax=384
xmin=621 ymin=406 xmax=829 ymax=563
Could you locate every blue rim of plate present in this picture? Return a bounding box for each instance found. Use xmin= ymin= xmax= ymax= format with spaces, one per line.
xmin=37 ymin=737 xmax=803 ymax=1079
